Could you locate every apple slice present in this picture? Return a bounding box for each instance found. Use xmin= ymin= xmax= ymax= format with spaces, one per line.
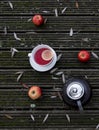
xmin=41 ymin=49 xmax=54 ymax=61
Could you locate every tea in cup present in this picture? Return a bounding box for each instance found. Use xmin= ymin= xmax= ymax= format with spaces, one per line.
xmin=28 ymin=44 xmax=57 ymax=72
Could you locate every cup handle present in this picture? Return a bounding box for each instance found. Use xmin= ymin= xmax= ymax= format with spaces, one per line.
xmin=28 ymin=53 xmax=32 ymax=57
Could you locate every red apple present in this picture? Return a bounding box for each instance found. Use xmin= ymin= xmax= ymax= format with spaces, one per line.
xmin=78 ymin=50 xmax=90 ymax=62
xmin=32 ymin=14 xmax=44 ymax=26
xmin=28 ymin=86 xmax=42 ymax=100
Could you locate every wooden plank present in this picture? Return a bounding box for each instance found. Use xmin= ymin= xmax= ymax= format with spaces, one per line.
xmin=0 ymin=16 xmax=99 ymax=32
xmin=0 ymin=0 xmax=99 ymax=129
xmin=0 ymin=33 xmax=99 ymax=49
xmin=0 ymin=88 xmax=98 ymax=109
xmin=1 ymin=69 xmax=99 ymax=88
xmin=0 ymin=50 xmax=99 ymax=68
xmin=0 ymin=68 xmax=98 ymax=109
xmin=0 ymin=89 xmax=65 ymax=109
xmin=0 ymin=110 xmax=98 ymax=129
xmin=0 ymin=0 xmax=99 ymax=15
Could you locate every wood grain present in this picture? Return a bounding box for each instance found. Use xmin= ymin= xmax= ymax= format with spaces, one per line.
xmin=0 ymin=0 xmax=99 ymax=129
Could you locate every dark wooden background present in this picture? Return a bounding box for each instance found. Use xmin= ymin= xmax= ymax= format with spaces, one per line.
xmin=0 ymin=0 xmax=99 ymax=129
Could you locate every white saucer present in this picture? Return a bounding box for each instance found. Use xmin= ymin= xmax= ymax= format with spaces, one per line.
xmin=28 ymin=44 xmax=57 ymax=72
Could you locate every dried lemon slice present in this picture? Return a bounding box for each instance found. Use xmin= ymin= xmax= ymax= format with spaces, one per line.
xmin=41 ymin=49 xmax=53 ymax=61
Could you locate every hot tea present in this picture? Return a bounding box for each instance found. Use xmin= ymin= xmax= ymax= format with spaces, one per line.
xmin=28 ymin=44 xmax=57 ymax=72
xmin=34 ymin=48 xmax=53 ymax=65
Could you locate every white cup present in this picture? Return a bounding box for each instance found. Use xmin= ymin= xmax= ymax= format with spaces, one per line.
xmin=28 ymin=44 xmax=57 ymax=72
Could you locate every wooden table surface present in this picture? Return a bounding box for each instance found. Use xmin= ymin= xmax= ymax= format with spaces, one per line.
xmin=0 ymin=0 xmax=99 ymax=129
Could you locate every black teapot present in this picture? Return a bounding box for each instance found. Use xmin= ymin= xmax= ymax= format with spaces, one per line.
xmin=62 ymin=77 xmax=91 ymax=110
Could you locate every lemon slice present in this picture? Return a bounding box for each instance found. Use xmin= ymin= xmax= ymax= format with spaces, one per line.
xmin=41 ymin=50 xmax=53 ymax=61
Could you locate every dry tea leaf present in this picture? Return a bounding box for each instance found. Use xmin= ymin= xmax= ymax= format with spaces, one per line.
xmin=70 ymin=28 xmax=73 ymax=37
xmin=16 ymin=72 xmax=24 ymax=82
xmin=44 ymin=18 xmax=47 ymax=24
xmin=52 ymin=75 xmax=59 ymax=80
xmin=50 ymin=95 xmax=57 ymax=99
xmin=42 ymin=10 xmax=50 ymax=13
xmin=26 ymin=31 xmax=36 ymax=34
xmin=4 ymin=26 xmax=7 ymax=35
xmin=91 ymin=51 xmax=99 ymax=59
xmin=14 ymin=32 xmax=21 ymax=41
xmin=27 ymin=18 xmax=32 ymax=22
xmin=61 ymin=7 xmax=67 ymax=14
xmin=57 ymin=53 xmax=62 ymax=61
xmin=55 ymin=8 xmax=58 ymax=17
xmin=30 ymin=114 xmax=35 ymax=121
xmin=50 ymin=68 xmax=58 ymax=74
xmin=75 ymin=1 xmax=79 ymax=9
xmin=66 ymin=114 xmax=70 ymax=122
xmin=62 ymin=73 xmax=66 ymax=83
xmin=42 ymin=114 xmax=49 ymax=123
xmin=85 ymin=75 xmax=88 ymax=79
xmin=55 ymin=71 xmax=63 ymax=76
xmin=8 ymin=1 xmax=13 ymax=10
xmin=82 ymin=38 xmax=90 ymax=42
xmin=5 ymin=114 xmax=13 ymax=119
xmin=10 ymin=47 xmax=19 ymax=58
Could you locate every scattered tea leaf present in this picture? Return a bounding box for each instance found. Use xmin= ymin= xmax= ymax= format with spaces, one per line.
xmin=16 ymin=72 xmax=24 ymax=82
xmin=50 ymin=95 xmax=57 ymax=99
xmin=8 ymin=1 xmax=13 ymax=10
xmin=14 ymin=32 xmax=21 ymax=41
xmin=44 ymin=18 xmax=48 ymax=24
xmin=70 ymin=28 xmax=73 ymax=37
xmin=27 ymin=18 xmax=32 ymax=22
xmin=55 ymin=8 xmax=58 ymax=17
xmin=26 ymin=31 xmax=37 ymax=34
xmin=55 ymin=71 xmax=63 ymax=76
xmin=15 ymin=71 xmax=23 ymax=74
xmin=75 ymin=1 xmax=79 ymax=9
xmin=91 ymin=51 xmax=99 ymax=59
xmin=42 ymin=10 xmax=50 ymax=13
xmin=10 ymin=47 xmax=19 ymax=58
xmin=61 ymin=7 xmax=67 ymax=14
xmin=30 ymin=114 xmax=35 ymax=121
xmin=82 ymin=38 xmax=90 ymax=42
xmin=85 ymin=75 xmax=88 ymax=79
xmin=42 ymin=114 xmax=49 ymax=123
xmin=5 ymin=114 xmax=13 ymax=119
xmin=50 ymin=68 xmax=58 ymax=74
xmin=4 ymin=26 xmax=7 ymax=35
xmin=66 ymin=114 xmax=70 ymax=122
xmin=62 ymin=73 xmax=66 ymax=83
xmin=11 ymin=47 xmax=19 ymax=52
xmin=57 ymin=53 xmax=62 ymax=61
xmin=52 ymin=75 xmax=59 ymax=80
